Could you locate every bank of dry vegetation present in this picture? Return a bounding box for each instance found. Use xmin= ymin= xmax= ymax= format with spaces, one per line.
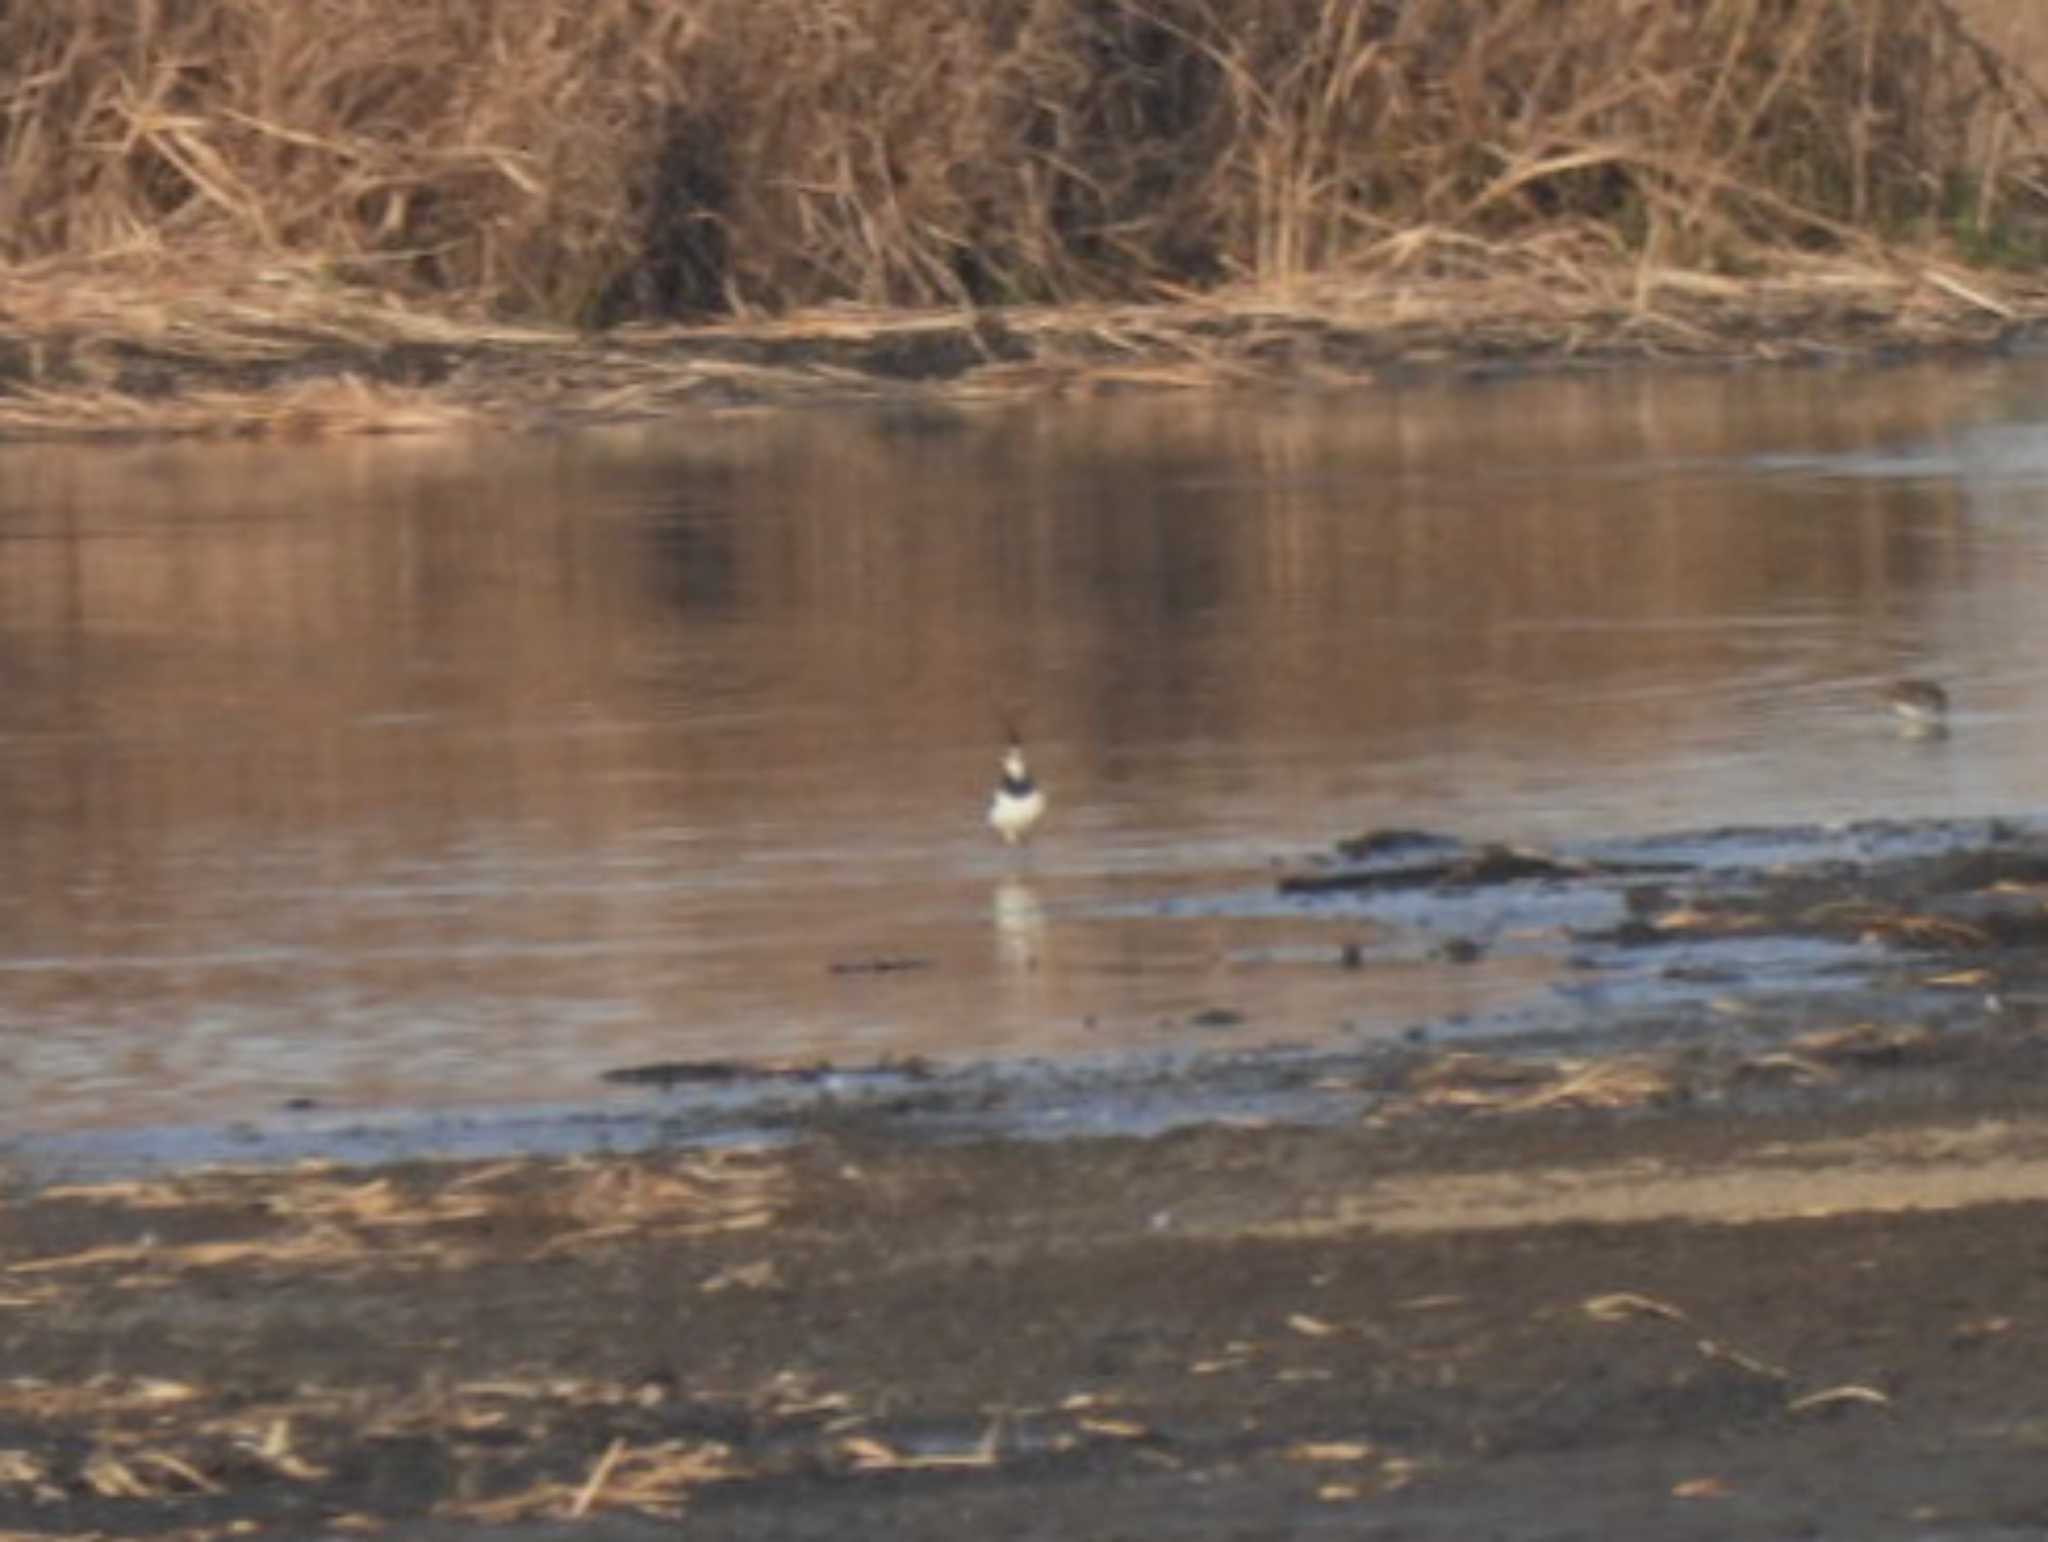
xmin=3 ymin=0 xmax=2048 ymax=433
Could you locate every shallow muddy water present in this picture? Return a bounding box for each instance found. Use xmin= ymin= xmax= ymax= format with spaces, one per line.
xmin=6 ymin=359 xmax=2048 ymax=1137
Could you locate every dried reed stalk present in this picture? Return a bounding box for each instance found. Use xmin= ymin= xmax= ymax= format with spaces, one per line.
xmin=0 ymin=1 xmax=2040 ymax=323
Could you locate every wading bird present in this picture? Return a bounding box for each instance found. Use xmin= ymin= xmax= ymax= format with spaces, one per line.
xmin=988 ymin=733 xmax=1047 ymax=845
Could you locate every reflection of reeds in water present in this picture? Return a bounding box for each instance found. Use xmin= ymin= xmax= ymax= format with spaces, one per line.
xmin=0 ymin=381 xmax=2020 ymax=1116
xmin=0 ymin=385 xmax=2005 ymax=1076
xmin=0 ymin=378 xmax=1983 ymax=873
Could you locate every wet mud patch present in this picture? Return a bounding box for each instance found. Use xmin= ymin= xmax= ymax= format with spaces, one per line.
xmin=13 ymin=1085 xmax=2048 ymax=1537
xmin=1275 ymin=817 xmax=2047 ymax=1054
xmin=13 ymin=817 xmax=2047 ymax=1184
xmin=9 ymin=816 xmax=2048 ymax=1534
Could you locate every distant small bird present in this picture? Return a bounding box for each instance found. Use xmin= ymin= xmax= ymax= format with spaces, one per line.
xmin=987 ymin=734 xmax=1047 ymax=845
xmin=1881 ymin=678 xmax=1949 ymax=736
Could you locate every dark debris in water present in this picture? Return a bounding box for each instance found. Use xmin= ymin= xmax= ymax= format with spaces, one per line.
xmin=602 ymin=1056 xmax=938 ymax=1090
xmin=828 ymin=956 xmax=934 ymax=976
xmin=1271 ymin=817 xmax=2048 ymax=1070
xmin=1331 ymin=827 xmax=1465 ymax=862
xmin=1291 ymin=821 xmax=2048 ymax=956
xmin=1282 ymin=829 xmax=1681 ymax=896
xmin=604 ymin=1060 xmax=821 ymax=1088
xmin=1570 ymin=840 xmax=2048 ymax=956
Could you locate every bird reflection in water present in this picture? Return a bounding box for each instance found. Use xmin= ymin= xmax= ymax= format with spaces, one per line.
xmin=1880 ymin=678 xmax=1950 ymax=740
xmin=993 ymin=876 xmax=1046 ymax=977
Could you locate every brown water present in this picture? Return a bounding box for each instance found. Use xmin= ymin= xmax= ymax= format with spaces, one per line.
xmin=5 ymin=361 xmax=2048 ymax=1133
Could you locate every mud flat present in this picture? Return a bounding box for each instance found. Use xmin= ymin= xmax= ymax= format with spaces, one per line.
xmin=9 ymin=1049 xmax=2048 ymax=1538
xmin=8 ymin=818 xmax=2048 ymax=1536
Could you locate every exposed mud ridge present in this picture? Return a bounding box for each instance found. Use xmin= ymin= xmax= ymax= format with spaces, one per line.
xmin=5 ymin=263 xmax=2048 ymax=439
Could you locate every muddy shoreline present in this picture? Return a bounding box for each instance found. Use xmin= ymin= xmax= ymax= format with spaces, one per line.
xmin=11 ymin=819 xmax=2048 ymax=1535
xmin=8 ymin=1039 xmax=2048 ymax=1539
xmin=5 ymin=262 xmax=2048 ymax=438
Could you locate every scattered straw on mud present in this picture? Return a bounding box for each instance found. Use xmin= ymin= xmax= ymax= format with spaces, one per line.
xmin=1583 ymin=1288 xmax=1904 ymax=1422
xmin=1801 ymin=900 xmax=1995 ymax=949
xmin=1399 ymin=1050 xmax=1680 ymax=1115
xmin=0 ymin=1349 xmax=1248 ymax=1525
xmin=1788 ymin=1024 xmax=1949 ymax=1067
xmin=9 ymin=1150 xmax=789 ymax=1287
xmin=0 ymin=1153 xmax=804 ymax=1524
xmin=445 ymin=1439 xmax=745 ymax=1524
xmin=0 ymin=374 xmax=476 ymax=439
xmin=4 ymin=247 xmax=2048 ymax=439
xmin=1391 ymin=1017 xmax=1974 ymax=1118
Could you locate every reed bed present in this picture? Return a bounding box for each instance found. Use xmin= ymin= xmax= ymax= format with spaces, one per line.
xmin=1 ymin=0 xmax=2046 ymax=433
xmin=1 ymin=0 xmax=2043 ymax=323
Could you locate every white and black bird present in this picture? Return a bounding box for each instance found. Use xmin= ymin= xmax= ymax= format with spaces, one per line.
xmin=987 ymin=734 xmax=1047 ymax=845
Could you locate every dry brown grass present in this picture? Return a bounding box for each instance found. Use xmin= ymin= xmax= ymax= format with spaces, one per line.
xmin=2 ymin=0 xmax=2045 ymax=325
xmin=1 ymin=236 xmax=2038 ymax=443
xmin=9 ymin=1152 xmax=789 ymax=1285
xmin=1400 ymin=1049 xmax=1680 ymax=1114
